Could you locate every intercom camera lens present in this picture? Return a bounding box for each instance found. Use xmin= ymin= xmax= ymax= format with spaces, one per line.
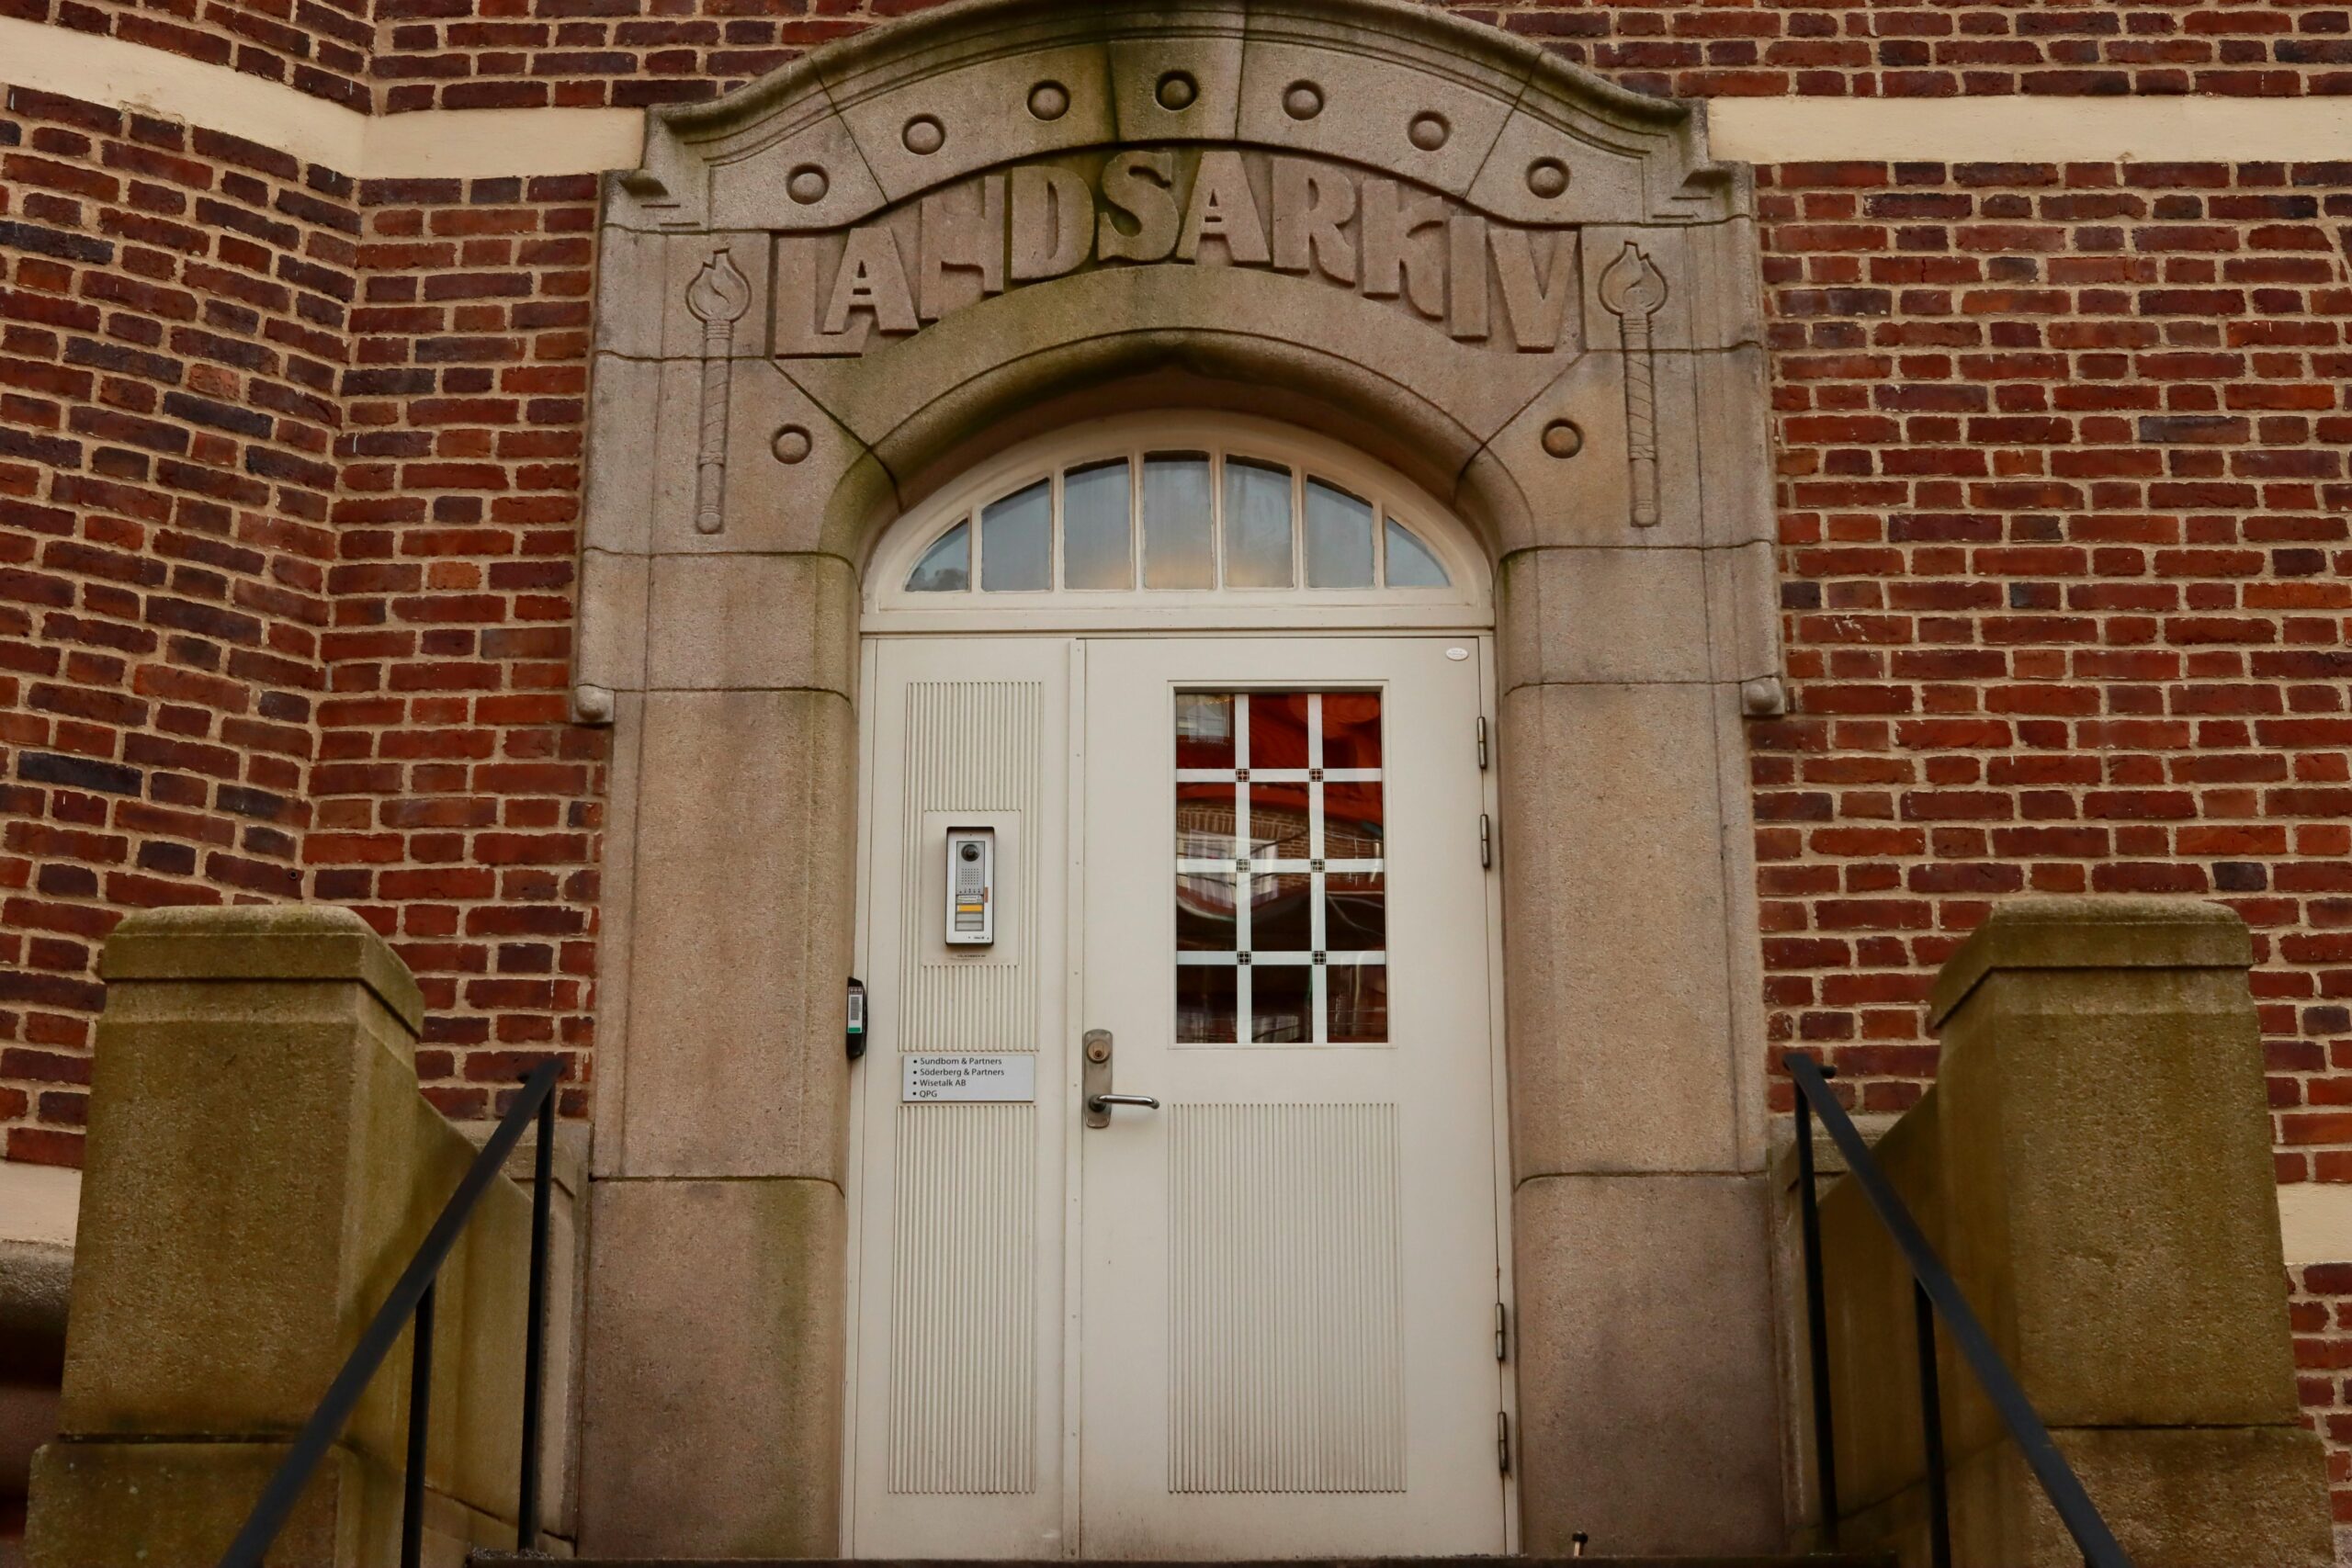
xmin=960 ymin=843 xmax=979 ymax=862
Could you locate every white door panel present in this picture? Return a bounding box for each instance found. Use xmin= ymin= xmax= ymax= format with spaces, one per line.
xmin=849 ymin=637 xmax=1072 ymax=1557
xmin=1076 ymin=637 xmax=1504 ymax=1558
xmin=850 ymin=634 xmax=1504 ymax=1559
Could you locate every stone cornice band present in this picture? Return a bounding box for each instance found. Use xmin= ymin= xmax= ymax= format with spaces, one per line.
xmin=0 ymin=15 xmax=646 ymax=176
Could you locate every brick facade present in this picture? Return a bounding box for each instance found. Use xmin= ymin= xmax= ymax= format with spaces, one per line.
xmin=322 ymin=171 xmax=602 ymax=1122
xmin=2300 ymin=1261 xmax=2352 ymax=1506
xmin=1756 ymin=156 xmax=2352 ymax=1161
xmin=3 ymin=0 xmax=2350 ymax=1535
xmin=23 ymin=0 xmax=2352 ymax=113
xmin=371 ymin=0 xmax=2352 ymax=111
xmin=3 ymin=0 xmax=372 ymax=108
xmin=1 ymin=87 xmax=353 ymax=1160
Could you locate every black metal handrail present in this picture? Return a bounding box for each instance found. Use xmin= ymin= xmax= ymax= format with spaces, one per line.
xmin=1786 ymin=1052 xmax=2131 ymax=1568
xmin=217 ymin=1057 xmax=564 ymax=1568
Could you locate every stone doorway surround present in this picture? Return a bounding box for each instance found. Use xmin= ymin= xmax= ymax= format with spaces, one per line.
xmin=569 ymin=0 xmax=1787 ymax=1554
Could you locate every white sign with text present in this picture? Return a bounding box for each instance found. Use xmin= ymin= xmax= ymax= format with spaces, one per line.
xmin=900 ymin=1054 xmax=1037 ymax=1103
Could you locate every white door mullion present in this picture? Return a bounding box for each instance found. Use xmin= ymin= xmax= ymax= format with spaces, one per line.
xmin=1233 ymin=691 xmax=1250 ymax=1044
xmin=1307 ymin=692 xmax=1328 ymax=1045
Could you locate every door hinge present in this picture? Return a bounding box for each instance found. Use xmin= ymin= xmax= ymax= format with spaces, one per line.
xmin=1476 ymin=715 xmax=1489 ymax=771
xmin=1495 ymin=1301 xmax=1509 ymax=1361
xmin=1497 ymin=1410 xmax=1511 ymax=1475
xmin=1478 ymin=813 xmax=1493 ymax=870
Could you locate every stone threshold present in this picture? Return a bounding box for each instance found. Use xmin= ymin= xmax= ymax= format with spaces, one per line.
xmin=473 ymin=1556 xmax=1896 ymax=1567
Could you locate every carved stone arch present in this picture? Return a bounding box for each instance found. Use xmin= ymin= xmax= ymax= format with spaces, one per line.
xmin=573 ymin=0 xmax=1788 ymax=1557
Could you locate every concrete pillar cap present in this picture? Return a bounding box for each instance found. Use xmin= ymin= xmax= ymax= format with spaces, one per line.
xmin=97 ymin=905 xmax=425 ymax=1032
xmin=1927 ymin=895 xmax=2252 ymax=1032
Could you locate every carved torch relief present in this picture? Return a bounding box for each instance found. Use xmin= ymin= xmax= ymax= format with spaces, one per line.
xmin=684 ymin=247 xmax=752 ymax=536
xmin=1598 ymin=241 xmax=1668 ymax=529
xmin=766 ymin=150 xmax=1589 ymax=360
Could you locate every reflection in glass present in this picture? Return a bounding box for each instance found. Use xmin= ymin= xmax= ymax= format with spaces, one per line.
xmin=1063 ymin=458 xmax=1132 ymax=590
xmin=1224 ymin=457 xmax=1294 ymax=588
xmin=1176 ymin=693 xmax=1235 ymax=769
xmin=1322 ymin=779 xmax=1384 ymax=857
xmin=1178 ymin=872 xmax=1237 ymax=951
xmin=1384 ymin=517 xmax=1451 ymax=587
xmin=1249 ymin=692 xmax=1311 ymax=769
xmin=1250 ymin=964 xmax=1311 ymax=1043
xmin=1251 ymin=791 xmax=1310 ymax=861
xmin=1252 ymin=874 xmax=1313 ymax=950
xmin=1170 ymin=689 xmax=1389 ymax=1047
xmin=1305 ymin=478 xmax=1374 ymax=588
xmin=907 ymin=520 xmax=969 ymax=592
xmin=1143 ymin=452 xmax=1214 ymax=588
xmin=1177 ymin=965 xmax=1237 ymax=1043
xmin=1176 ymin=781 xmax=1238 ymax=858
xmin=1327 ymin=964 xmax=1387 ymax=1043
xmin=1320 ymin=693 xmax=1383 ymax=769
xmin=1324 ymin=873 xmax=1385 ymax=950
xmin=910 ymin=451 xmax=1464 ymax=602
xmin=982 ymin=479 xmax=1051 ymax=591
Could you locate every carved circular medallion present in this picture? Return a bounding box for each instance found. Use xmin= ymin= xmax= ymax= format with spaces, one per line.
xmin=1408 ymin=111 xmax=1450 ymax=151
xmin=1526 ymin=156 xmax=1570 ymax=198
xmin=1028 ymin=81 xmax=1069 ymax=120
xmin=1282 ymin=81 xmax=1323 ymax=120
xmin=1156 ymin=70 xmax=1197 ymax=110
xmin=772 ymin=424 xmax=812 ymax=465
xmin=901 ymin=114 xmax=945 ymax=155
xmin=1541 ymin=418 xmax=1585 ymax=460
xmin=786 ymin=164 xmax=828 ymax=205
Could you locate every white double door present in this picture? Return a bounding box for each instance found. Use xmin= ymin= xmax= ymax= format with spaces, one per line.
xmin=848 ymin=634 xmax=1509 ymax=1559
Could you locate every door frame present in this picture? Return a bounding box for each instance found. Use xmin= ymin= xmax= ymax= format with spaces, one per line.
xmin=575 ymin=7 xmax=1788 ymax=1548
xmin=842 ymin=628 xmax=1518 ymax=1558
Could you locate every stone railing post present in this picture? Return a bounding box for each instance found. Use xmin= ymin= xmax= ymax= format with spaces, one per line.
xmin=1916 ymin=896 xmax=2330 ymax=1564
xmin=26 ymin=906 xmax=542 ymax=1566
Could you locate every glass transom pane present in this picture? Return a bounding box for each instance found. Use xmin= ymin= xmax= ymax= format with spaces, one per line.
xmin=1305 ymin=478 xmax=1374 ymax=588
xmin=1222 ymin=457 xmax=1294 ymax=589
xmin=1383 ymin=516 xmax=1451 ymax=587
xmin=907 ymin=520 xmax=969 ymax=592
xmin=981 ymin=479 xmax=1051 ymax=591
xmin=1063 ymin=458 xmax=1133 ymax=590
xmin=1142 ymin=452 xmax=1215 ymax=589
xmin=1173 ymin=690 xmax=1387 ymax=1047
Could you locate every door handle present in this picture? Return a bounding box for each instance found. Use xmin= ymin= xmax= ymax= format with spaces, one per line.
xmin=1081 ymin=1029 xmax=1156 ymax=1127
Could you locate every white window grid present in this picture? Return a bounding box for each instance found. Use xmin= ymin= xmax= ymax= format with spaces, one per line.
xmin=912 ymin=445 xmax=1450 ymax=596
xmin=1174 ymin=691 xmax=1385 ymax=1046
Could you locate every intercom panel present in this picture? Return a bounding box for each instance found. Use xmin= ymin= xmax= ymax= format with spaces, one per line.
xmin=944 ymin=826 xmax=995 ymax=945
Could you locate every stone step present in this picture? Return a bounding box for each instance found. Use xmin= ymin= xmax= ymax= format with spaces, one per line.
xmin=476 ymin=1557 xmax=1895 ymax=1568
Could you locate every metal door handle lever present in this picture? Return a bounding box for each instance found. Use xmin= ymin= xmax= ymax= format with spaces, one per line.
xmin=1080 ymin=1029 xmax=1153 ymax=1127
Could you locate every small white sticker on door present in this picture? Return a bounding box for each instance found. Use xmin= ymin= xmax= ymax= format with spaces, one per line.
xmin=900 ymin=1054 xmax=1037 ymax=1102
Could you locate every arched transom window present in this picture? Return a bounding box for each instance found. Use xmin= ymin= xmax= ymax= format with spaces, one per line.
xmin=869 ymin=414 xmax=1487 ymax=629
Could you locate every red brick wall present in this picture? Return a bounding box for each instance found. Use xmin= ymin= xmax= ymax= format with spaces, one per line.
xmin=358 ymin=0 xmax=2352 ymax=110
xmin=1754 ymin=158 xmax=2352 ymax=1173
xmin=321 ymin=170 xmax=603 ymax=1122
xmin=2 ymin=0 xmax=372 ymax=109
xmin=1466 ymin=0 xmax=2352 ymax=98
xmin=1756 ymin=156 xmax=2352 ymax=1522
xmin=13 ymin=0 xmax=2352 ymax=114
xmin=2 ymin=96 xmax=605 ymax=1154
xmin=0 ymin=85 xmax=354 ymax=1164
xmin=2295 ymin=1262 xmax=2352 ymax=1510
